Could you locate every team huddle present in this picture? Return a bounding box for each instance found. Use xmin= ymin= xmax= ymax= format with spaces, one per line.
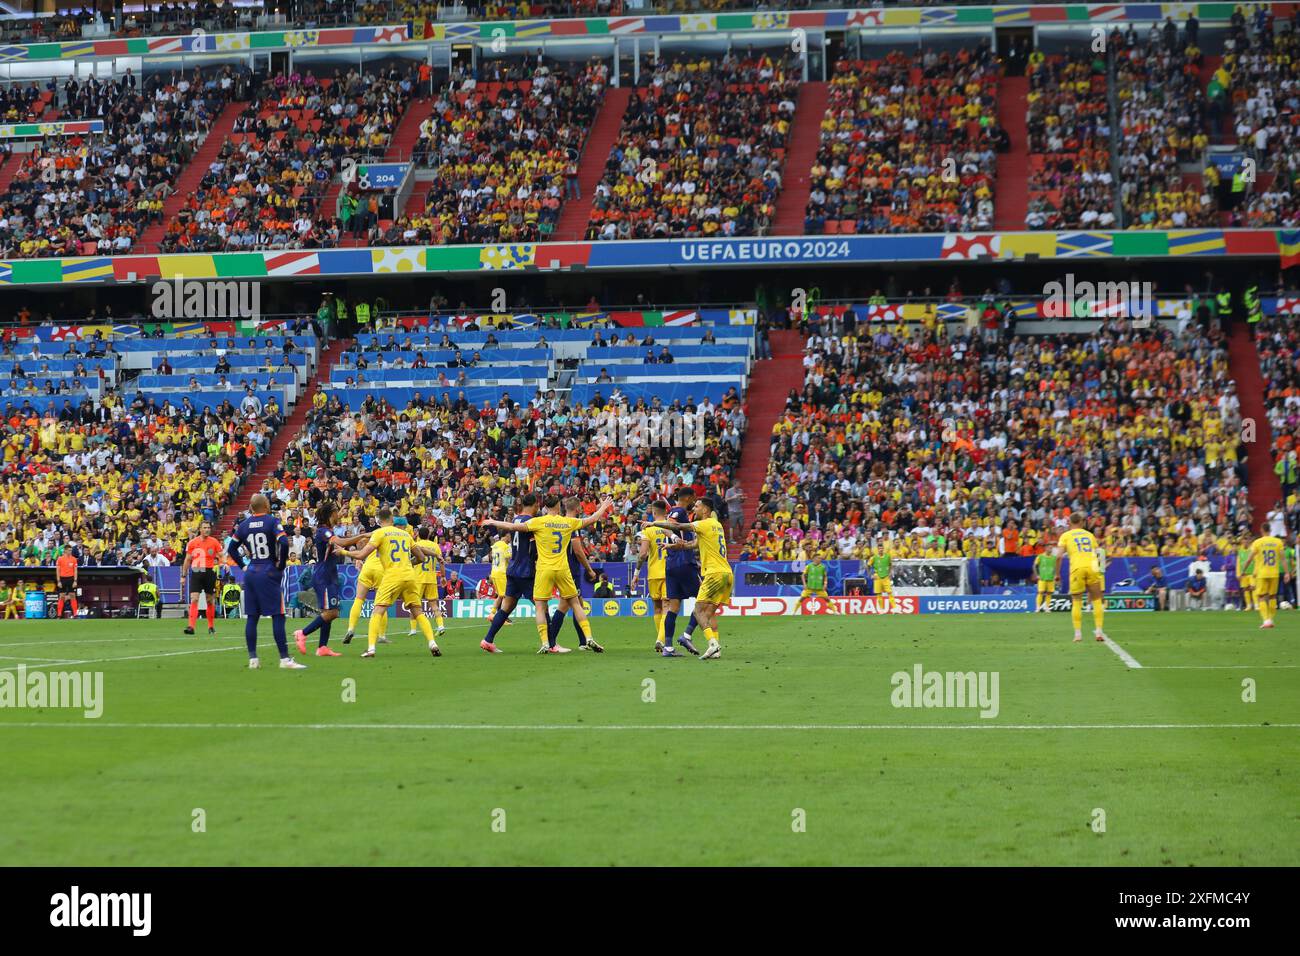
xmin=218 ymin=488 xmax=736 ymax=668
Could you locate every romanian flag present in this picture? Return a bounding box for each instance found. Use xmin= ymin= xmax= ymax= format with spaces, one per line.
xmin=1280 ymin=230 xmax=1300 ymax=269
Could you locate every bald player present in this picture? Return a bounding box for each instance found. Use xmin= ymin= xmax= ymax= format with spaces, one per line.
xmin=227 ymin=494 xmax=307 ymax=670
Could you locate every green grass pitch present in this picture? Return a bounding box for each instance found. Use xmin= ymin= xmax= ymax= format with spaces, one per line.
xmin=0 ymin=610 xmax=1297 ymax=866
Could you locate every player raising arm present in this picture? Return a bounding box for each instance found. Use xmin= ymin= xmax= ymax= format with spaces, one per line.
xmin=1054 ymin=513 xmax=1106 ymax=644
xmin=293 ymin=501 xmax=366 ymax=657
xmin=227 ymin=494 xmax=306 ymax=670
xmin=543 ymin=497 xmax=605 ymax=652
xmin=338 ymin=510 xmax=438 ymax=658
xmin=482 ymin=495 xmax=613 ymax=654
xmin=645 ymin=496 xmax=732 ymax=660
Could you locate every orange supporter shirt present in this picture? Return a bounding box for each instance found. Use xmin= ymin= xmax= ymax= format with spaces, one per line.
xmin=186 ymin=536 xmax=223 ymax=571
xmin=55 ymin=553 xmax=77 ymax=577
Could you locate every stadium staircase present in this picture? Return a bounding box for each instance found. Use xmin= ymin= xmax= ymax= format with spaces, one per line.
xmin=994 ymin=74 xmax=1030 ymax=230
xmin=215 ymin=337 xmax=350 ymax=536
xmin=1226 ymin=323 xmax=1283 ymax=531
xmin=770 ymin=81 xmax=828 ymax=236
xmin=551 ymin=85 xmax=632 ymax=241
xmin=729 ymin=329 xmax=805 ymax=558
xmin=386 ymin=97 xmax=430 ymax=162
xmin=0 ymin=149 xmax=21 ymax=195
xmin=137 ymin=99 xmax=245 ymax=251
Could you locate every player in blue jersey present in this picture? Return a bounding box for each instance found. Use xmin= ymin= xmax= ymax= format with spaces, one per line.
xmin=478 ymin=492 xmax=539 ymax=653
xmin=227 ymin=493 xmax=306 ymax=670
xmin=662 ymin=486 xmax=703 ymax=655
xmin=544 ymin=496 xmax=604 ymax=652
xmin=294 ymin=501 xmax=365 ymax=658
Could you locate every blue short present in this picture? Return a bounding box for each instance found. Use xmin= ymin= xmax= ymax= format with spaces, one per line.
xmin=505 ymin=574 xmax=535 ymax=599
xmin=244 ymin=568 xmax=285 ymax=618
xmin=666 ymin=565 xmax=701 ymax=601
xmin=314 ymin=573 xmax=341 ymax=611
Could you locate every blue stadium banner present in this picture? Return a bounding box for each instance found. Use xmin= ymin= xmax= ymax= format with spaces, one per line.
xmin=356 ymin=163 xmax=409 ymax=190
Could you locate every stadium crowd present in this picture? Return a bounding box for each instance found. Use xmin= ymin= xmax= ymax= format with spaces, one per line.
xmin=806 ymin=45 xmax=1001 ymax=235
xmin=157 ymin=66 xmax=415 ymax=252
xmin=586 ymin=52 xmax=797 ymax=240
xmin=0 ymin=70 xmax=233 ymax=258
xmin=0 ymin=387 xmax=277 ymax=569
xmin=390 ymin=61 xmax=605 ymax=246
xmin=743 ymin=310 xmax=1249 ymax=563
xmin=1024 ymin=50 xmax=1115 ymax=230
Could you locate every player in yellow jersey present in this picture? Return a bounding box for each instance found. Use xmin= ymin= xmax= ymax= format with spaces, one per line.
xmin=409 ymin=516 xmax=448 ymax=640
xmin=647 ymin=496 xmax=732 ymax=660
xmin=489 ymin=535 xmax=511 ymax=620
xmin=338 ymin=509 xmax=439 ymax=658
xmin=1245 ymin=531 xmax=1291 ymax=628
xmin=1053 ymin=513 xmax=1107 ymax=644
xmin=344 ymin=547 xmax=388 ymax=645
xmin=631 ymin=500 xmax=673 ymax=652
xmin=482 ymin=494 xmax=613 ymax=654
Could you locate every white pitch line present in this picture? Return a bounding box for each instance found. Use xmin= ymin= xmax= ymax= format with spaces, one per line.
xmin=0 ymin=646 xmax=241 ymax=672
xmin=1143 ymin=664 xmax=1300 ymax=670
xmin=1100 ymin=635 xmax=1143 ymax=669
xmin=0 ymin=654 xmax=84 ymax=664
xmin=0 ymin=636 xmax=242 ymax=649
xmin=0 ymin=722 xmax=1296 ymax=732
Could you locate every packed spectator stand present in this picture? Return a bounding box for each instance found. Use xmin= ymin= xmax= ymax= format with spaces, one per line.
xmin=807 ymin=45 xmax=1001 ymax=235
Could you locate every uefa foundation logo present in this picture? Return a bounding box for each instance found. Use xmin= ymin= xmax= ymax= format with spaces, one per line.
xmin=1042 ymin=274 xmax=1155 ymax=327
xmin=593 ymin=408 xmax=707 ymax=459
xmin=151 ymin=276 xmax=262 ymax=321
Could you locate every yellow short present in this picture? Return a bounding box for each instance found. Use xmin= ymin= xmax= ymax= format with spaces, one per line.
xmin=1069 ymin=567 xmax=1103 ymax=594
xmin=375 ymin=571 xmax=422 ymax=609
xmin=534 ymin=566 xmax=578 ymax=601
xmin=1240 ymin=574 xmax=1255 ymax=590
xmin=1255 ymin=576 xmax=1279 ymax=601
xmin=1037 ymin=580 xmax=1055 ymax=594
xmin=649 ymin=578 xmax=666 ymax=600
xmin=801 ymin=587 xmax=829 ymax=599
xmin=697 ymin=571 xmax=734 ymax=605
xmin=491 ymin=571 xmax=507 ymax=597
xmin=421 ymin=582 xmax=441 ymax=602
xmin=358 ymin=564 xmax=384 ymax=594
xmin=873 ymin=577 xmax=892 ymax=595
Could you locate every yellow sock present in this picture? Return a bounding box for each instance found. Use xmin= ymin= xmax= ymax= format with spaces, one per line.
xmin=416 ymin=614 xmax=434 ymax=641
xmin=537 ymin=620 xmax=549 ymax=646
xmin=578 ymin=618 xmax=592 ymax=640
xmin=654 ymin=612 xmax=664 ymax=642
xmin=705 ymin=627 xmax=718 ymax=642
xmin=1071 ymin=598 xmax=1083 ymax=631
xmin=1093 ymin=600 xmax=1104 ymax=633
xmin=367 ymin=609 xmax=385 ymax=650
xmin=435 ymin=614 xmax=445 ymax=629
xmin=1259 ymin=598 xmax=1272 ymax=623
xmin=348 ymin=594 xmax=365 ymax=632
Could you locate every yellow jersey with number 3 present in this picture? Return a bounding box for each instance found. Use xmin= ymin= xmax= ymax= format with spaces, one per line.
xmin=526 ymin=514 xmax=583 ymax=573
xmin=691 ymin=517 xmax=731 ymax=576
xmin=1061 ymin=528 xmax=1100 ymax=573
xmin=370 ymin=526 xmax=417 ymax=576
xmin=1250 ymin=535 xmax=1285 ymax=579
